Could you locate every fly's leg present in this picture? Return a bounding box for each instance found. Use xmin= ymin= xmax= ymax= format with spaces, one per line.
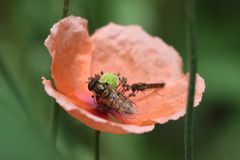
xmin=115 ymin=73 xmax=137 ymax=97
xmin=93 ymin=71 xmax=104 ymax=80
xmin=117 ymin=75 xmax=131 ymax=94
xmin=119 ymin=76 xmax=129 ymax=91
xmin=127 ymin=83 xmax=148 ymax=97
xmin=93 ymin=96 xmax=109 ymax=114
xmin=128 ymin=92 xmax=136 ymax=97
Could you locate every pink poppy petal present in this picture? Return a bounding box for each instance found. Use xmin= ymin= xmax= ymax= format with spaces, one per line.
xmin=90 ymin=23 xmax=205 ymax=125
xmin=42 ymin=77 xmax=155 ymax=134
xmin=137 ymin=74 xmax=205 ymax=124
xmin=44 ymin=16 xmax=92 ymax=106
xmin=91 ymin=23 xmax=183 ymax=84
xmin=119 ymin=74 xmax=205 ymax=125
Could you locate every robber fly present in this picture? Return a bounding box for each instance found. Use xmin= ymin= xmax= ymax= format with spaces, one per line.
xmin=88 ymin=72 xmax=165 ymax=117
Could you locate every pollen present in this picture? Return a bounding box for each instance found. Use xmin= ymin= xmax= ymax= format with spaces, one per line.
xmin=99 ymin=73 xmax=119 ymax=88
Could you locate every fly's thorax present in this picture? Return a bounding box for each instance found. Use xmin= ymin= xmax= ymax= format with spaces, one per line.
xmin=92 ymin=83 xmax=111 ymax=98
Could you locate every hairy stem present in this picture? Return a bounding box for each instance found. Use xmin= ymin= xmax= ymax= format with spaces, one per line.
xmin=51 ymin=101 xmax=60 ymax=159
xmin=51 ymin=0 xmax=70 ymax=157
xmin=62 ymin=0 xmax=70 ymax=18
xmin=51 ymin=101 xmax=60 ymax=145
xmin=0 ymin=53 xmax=30 ymax=120
xmin=185 ymin=0 xmax=197 ymax=160
xmin=95 ymin=130 xmax=100 ymax=160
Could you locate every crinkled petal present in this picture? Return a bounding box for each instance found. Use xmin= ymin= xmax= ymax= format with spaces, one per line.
xmin=44 ymin=16 xmax=92 ymax=107
xmin=90 ymin=23 xmax=205 ymax=125
xmin=91 ymin=23 xmax=183 ymax=84
xmin=132 ymin=74 xmax=205 ymax=125
xmin=42 ymin=77 xmax=155 ymax=134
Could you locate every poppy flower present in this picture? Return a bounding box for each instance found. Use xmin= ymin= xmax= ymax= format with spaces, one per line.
xmin=42 ymin=16 xmax=205 ymax=134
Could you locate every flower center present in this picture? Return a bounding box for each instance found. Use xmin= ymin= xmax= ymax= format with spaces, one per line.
xmin=99 ymin=72 xmax=119 ymax=88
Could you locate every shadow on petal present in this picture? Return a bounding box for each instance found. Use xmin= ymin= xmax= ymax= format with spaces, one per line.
xmin=42 ymin=77 xmax=155 ymax=134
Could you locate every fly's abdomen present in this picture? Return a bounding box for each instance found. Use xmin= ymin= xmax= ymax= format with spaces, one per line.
xmin=144 ymin=83 xmax=165 ymax=89
xmin=112 ymin=93 xmax=135 ymax=115
xmin=101 ymin=90 xmax=135 ymax=115
xmin=131 ymin=82 xmax=165 ymax=91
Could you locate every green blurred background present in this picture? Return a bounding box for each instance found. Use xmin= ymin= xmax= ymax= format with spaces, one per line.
xmin=0 ymin=0 xmax=240 ymax=160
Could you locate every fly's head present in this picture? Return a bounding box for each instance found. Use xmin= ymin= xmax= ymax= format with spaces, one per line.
xmin=88 ymin=76 xmax=99 ymax=91
xmin=88 ymin=74 xmax=106 ymax=96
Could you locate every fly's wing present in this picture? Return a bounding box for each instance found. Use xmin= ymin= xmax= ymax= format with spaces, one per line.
xmin=108 ymin=86 xmax=137 ymax=117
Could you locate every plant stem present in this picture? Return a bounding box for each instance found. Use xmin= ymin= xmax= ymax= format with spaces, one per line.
xmin=51 ymin=101 xmax=60 ymax=159
xmin=62 ymin=0 xmax=70 ymax=18
xmin=51 ymin=0 xmax=70 ymax=157
xmin=185 ymin=0 xmax=197 ymax=160
xmin=0 ymin=53 xmax=30 ymax=120
xmin=95 ymin=130 xmax=100 ymax=160
xmin=51 ymin=101 xmax=60 ymax=145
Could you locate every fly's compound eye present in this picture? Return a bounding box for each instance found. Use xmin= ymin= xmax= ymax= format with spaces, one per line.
xmin=88 ymin=77 xmax=99 ymax=91
xmin=101 ymin=89 xmax=109 ymax=97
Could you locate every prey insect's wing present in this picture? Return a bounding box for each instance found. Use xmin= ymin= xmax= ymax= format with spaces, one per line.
xmin=108 ymin=86 xmax=137 ymax=117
